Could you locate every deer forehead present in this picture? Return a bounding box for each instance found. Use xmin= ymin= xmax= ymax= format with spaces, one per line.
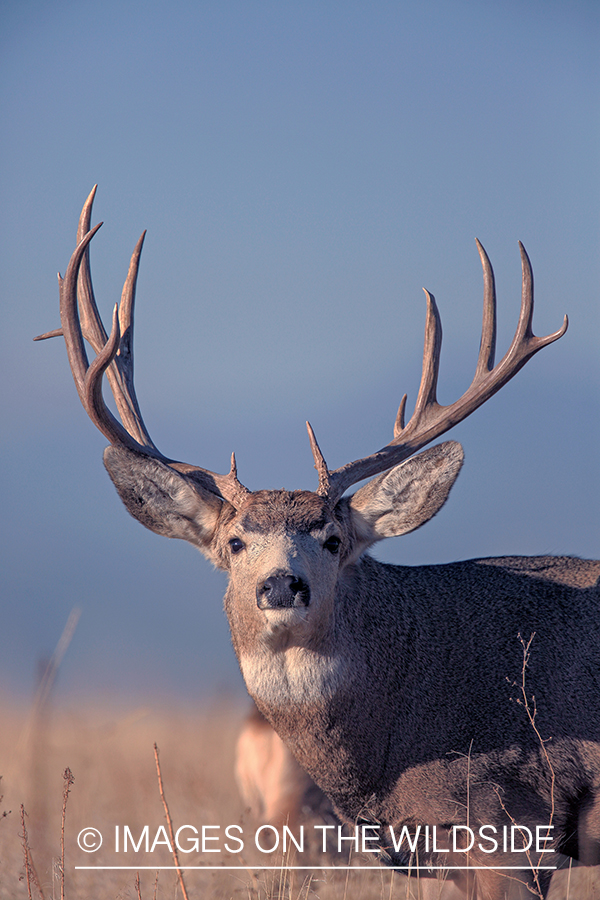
xmin=220 ymin=490 xmax=342 ymax=564
xmin=226 ymin=491 xmax=339 ymax=537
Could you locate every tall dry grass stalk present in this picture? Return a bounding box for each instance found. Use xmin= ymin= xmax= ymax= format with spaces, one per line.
xmin=493 ymin=634 xmax=559 ymax=900
xmin=60 ymin=768 xmax=74 ymax=900
xmin=153 ymin=742 xmax=190 ymax=900
xmin=19 ymin=804 xmax=44 ymax=900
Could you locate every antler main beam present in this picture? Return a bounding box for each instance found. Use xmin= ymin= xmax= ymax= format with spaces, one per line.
xmin=35 ymin=187 xmax=249 ymax=507
xmin=310 ymin=241 xmax=567 ymax=504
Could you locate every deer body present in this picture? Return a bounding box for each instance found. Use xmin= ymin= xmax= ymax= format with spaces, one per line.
xmin=239 ymin=551 xmax=600 ymax=841
xmin=37 ymin=188 xmax=599 ymax=898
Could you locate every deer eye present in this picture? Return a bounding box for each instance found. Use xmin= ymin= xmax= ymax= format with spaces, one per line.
xmin=229 ymin=537 xmax=245 ymax=554
xmin=323 ymin=536 xmax=341 ymax=554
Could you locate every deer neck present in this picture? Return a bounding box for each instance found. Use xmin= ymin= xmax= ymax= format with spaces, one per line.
xmin=231 ymin=556 xmax=414 ymax=818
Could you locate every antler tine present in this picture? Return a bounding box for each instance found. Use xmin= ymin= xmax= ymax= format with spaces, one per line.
xmin=393 ymin=394 xmax=407 ymax=438
xmin=474 ymin=238 xmax=497 ymax=379
xmin=36 ymin=190 xmax=250 ymax=508
xmin=107 ymin=230 xmax=156 ymax=446
xmin=306 ymin=422 xmax=330 ymax=496
xmin=410 ymin=289 xmax=443 ymax=426
xmin=59 ymin=224 xmax=103 ymax=396
xmin=76 ymin=185 xmax=110 ymax=353
xmin=318 ymin=241 xmax=568 ymax=505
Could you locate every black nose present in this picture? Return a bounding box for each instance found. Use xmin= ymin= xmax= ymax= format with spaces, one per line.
xmin=256 ymin=573 xmax=310 ymax=609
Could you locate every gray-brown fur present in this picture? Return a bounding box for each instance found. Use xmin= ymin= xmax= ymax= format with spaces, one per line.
xmin=102 ymin=440 xmax=600 ymax=899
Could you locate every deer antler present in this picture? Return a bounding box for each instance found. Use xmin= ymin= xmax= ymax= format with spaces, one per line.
xmin=35 ymin=187 xmax=249 ymax=507
xmin=309 ymin=241 xmax=567 ymax=504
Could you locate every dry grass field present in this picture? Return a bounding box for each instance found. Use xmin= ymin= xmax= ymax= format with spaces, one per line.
xmin=0 ymin=695 xmax=598 ymax=900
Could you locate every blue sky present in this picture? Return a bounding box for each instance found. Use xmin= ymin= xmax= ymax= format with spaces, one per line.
xmin=1 ymin=0 xmax=598 ymax=703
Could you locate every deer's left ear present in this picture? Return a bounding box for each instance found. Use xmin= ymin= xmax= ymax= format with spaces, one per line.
xmin=348 ymin=441 xmax=464 ymax=544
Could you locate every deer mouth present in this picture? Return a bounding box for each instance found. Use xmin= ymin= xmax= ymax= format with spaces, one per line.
xmin=260 ymin=604 xmax=312 ymax=643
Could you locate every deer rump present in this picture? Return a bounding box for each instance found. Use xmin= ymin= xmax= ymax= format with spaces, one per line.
xmin=36 ymin=187 xmax=600 ymax=899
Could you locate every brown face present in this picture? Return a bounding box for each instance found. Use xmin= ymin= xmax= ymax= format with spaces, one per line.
xmin=215 ymin=490 xmax=350 ymax=654
xmin=103 ymin=442 xmax=465 ymax=704
xmin=209 ymin=489 xmax=363 ymax=712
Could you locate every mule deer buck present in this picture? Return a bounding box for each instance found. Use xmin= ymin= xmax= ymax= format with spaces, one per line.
xmin=37 ymin=188 xmax=600 ymax=899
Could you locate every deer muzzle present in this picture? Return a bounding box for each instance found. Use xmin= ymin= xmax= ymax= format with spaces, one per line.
xmin=256 ymin=573 xmax=310 ymax=610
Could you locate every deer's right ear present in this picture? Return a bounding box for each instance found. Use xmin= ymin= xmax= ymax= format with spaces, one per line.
xmin=103 ymin=446 xmax=223 ymax=557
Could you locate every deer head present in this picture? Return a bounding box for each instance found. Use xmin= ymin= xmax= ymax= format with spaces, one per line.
xmin=35 ymin=187 xmax=567 ymax=665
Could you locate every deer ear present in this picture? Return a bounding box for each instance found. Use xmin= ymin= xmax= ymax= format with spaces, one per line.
xmin=103 ymin=446 xmax=223 ymax=557
xmin=348 ymin=441 xmax=464 ymax=544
